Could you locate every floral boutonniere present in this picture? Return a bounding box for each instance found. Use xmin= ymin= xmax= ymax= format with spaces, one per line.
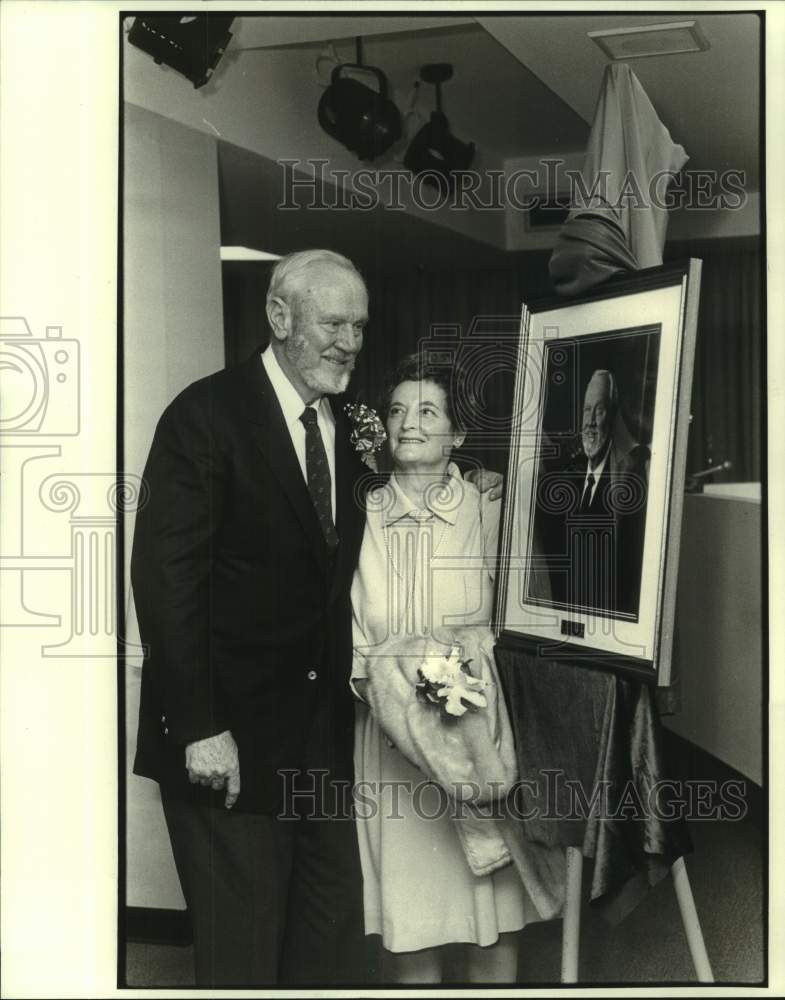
xmin=344 ymin=402 xmax=387 ymax=470
xmin=415 ymin=646 xmax=489 ymax=720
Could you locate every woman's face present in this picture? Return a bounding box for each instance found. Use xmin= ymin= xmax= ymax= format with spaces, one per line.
xmin=387 ymin=379 xmax=464 ymax=472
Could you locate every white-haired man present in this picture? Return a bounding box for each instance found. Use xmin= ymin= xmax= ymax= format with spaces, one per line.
xmin=535 ymin=368 xmax=649 ymax=617
xmin=133 ymin=250 xmax=374 ymax=986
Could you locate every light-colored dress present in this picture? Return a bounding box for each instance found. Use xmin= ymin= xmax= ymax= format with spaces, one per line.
xmin=351 ymin=466 xmax=539 ymax=953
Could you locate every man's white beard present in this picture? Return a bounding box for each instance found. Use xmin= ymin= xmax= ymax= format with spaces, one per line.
xmin=286 ymin=332 xmax=354 ymax=397
xmin=301 ymin=362 xmax=353 ymax=396
xmin=583 ymin=430 xmax=609 ymax=463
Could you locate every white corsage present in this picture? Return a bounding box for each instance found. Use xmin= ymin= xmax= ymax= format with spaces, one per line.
xmin=344 ymin=402 xmax=387 ymax=470
xmin=415 ymin=645 xmax=489 ymax=719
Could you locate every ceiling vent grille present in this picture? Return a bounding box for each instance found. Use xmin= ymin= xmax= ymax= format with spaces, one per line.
xmin=588 ymin=21 xmax=709 ymax=60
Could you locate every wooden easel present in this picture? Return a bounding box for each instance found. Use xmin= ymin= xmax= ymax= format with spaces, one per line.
xmin=560 ymin=847 xmax=714 ymax=983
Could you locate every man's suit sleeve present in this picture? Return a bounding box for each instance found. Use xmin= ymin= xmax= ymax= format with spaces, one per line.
xmin=132 ymin=387 xmax=230 ymax=746
xmin=479 ymin=489 xmax=502 ymax=582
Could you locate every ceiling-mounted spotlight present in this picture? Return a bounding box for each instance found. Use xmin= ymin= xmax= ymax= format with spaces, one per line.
xmin=404 ymin=64 xmax=475 ymax=196
xmin=318 ymin=38 xmax=402 ymax=162
xmin=128 ymin=14 xmax=234 ymax=89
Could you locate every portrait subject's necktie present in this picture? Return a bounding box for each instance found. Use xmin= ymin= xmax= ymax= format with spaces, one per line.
xmin=579 ymin=472 xmax=595 ymax=513
xmin=299 ymin=406 xmax=339 ymax=548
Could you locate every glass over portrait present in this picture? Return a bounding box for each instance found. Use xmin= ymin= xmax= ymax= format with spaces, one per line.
xmin=526 ymin=326 xmax=660 ymax=622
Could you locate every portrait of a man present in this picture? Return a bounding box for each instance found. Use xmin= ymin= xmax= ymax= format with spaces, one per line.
xmin=528 ymin=331 xmax=658 ymax=620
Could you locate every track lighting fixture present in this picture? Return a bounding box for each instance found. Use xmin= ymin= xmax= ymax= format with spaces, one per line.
xmin=317 ymin=38 xmax=402 ymax=162
xmin=404 ymin=63 xmax=475 ymax=196
xmin=128 ymin=14 xmax=234 ymax=89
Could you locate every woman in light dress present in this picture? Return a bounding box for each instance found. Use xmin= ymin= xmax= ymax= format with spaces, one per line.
xmin=351 ymin=354 xmax=539 ymax=984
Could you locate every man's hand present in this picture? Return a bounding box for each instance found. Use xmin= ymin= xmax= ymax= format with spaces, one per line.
xmin=185 ymin=730 xmax=241 ymax=808
xmin=465 ymin=467 xmax=504 ymax=502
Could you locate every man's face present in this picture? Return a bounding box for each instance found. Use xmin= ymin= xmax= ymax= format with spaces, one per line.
xmin=581 ymin=374 xmax=613 ymax=464
xmin=276 ymin=265 xmax=368 ymax=400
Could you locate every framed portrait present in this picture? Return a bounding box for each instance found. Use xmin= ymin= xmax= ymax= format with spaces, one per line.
xmin=495 ymin=260 xmax=702 ymax=685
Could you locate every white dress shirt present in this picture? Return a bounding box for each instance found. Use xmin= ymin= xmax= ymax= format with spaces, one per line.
xmin=261 ymin=346 xmax=337 ymax=519
xmin=582 ymin=446 xmax=609 ymax=507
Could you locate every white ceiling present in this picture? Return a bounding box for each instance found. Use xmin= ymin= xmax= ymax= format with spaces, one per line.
xmin=227 ymin=13 xmax=474 ymax=51
xmin=132 ymin=10 xmax=761 ymax=260
xmin=229 ymin=15 xmax=476 ymax=50
xmin=477 ymin=12 xmax=761 ymax=178
xmin=227 ymin=11 xmax=760 ymax=183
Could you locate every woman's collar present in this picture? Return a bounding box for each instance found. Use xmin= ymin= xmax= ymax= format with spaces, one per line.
xmin=383 ymin=463 xmax=463 ymax=526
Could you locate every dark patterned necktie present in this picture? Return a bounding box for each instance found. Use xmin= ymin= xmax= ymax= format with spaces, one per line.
xmin=579 ymin=472 xmax=595 ymax=513
xmin=299 ymin=406 xmax=338 ymax=547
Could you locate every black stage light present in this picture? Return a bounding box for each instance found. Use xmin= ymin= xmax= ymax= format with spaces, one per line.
xmin=404 ymin=64 xmax=474 ymax=196
xmin=128 ymin=15 xmax=234 ymax=89
xmin=318 ymin=39 xmax=402 ymax=162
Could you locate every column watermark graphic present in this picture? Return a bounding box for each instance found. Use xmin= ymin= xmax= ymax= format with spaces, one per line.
xmin=0 ymin=315 xmax=145 ymax=657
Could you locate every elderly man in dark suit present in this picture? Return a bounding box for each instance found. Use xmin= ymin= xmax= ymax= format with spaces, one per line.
xmin=132 ymin=250 xmax=372 ymax=987
xmin=534 ymin=368 xmax=649 ymax=618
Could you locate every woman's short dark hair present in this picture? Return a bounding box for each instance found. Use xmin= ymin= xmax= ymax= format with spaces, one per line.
xmin=380 ymin=353 xmax=464 ymax=430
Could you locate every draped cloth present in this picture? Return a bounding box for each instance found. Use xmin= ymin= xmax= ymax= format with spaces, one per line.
xmin=550 ymin=63 xmax=688 ymax=296
xmin=495 ymin=647 xmax=693 ymax=924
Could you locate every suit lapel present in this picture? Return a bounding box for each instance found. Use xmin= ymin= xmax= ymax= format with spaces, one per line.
xmin=333 ymin=400 xmax=369 ymax=586
xmin=237 ymin=355 xmax=330 ymax=577
xmin=334 ymin=402 xmax=357 ymax=539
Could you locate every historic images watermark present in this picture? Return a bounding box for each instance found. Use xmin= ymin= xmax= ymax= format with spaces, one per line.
xmin=277 ymin=768 xmax=748 ymax=823
xmin=278 ymin=157 xmax=748 ymax=213
xmin=0 ymin=315 xmax=146 ymax=656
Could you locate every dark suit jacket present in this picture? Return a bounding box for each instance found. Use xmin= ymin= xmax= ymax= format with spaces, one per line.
xmin=132 ymin=353 xmax=370 ymax=813
xmin=533 ymin=444 xmax=648 ymax=619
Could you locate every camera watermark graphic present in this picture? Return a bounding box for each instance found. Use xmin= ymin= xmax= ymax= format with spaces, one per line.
xmin=0 ymin=317 xmax=80 ymax=436
xmin=418 ymin=317 xmax=525 ymax=448
xmin=0 ymin=315 xmax=145 ymax=656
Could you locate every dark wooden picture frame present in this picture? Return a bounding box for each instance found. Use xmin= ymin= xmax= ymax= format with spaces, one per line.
xmin=495 ymin=260 xmax=702 ymax=685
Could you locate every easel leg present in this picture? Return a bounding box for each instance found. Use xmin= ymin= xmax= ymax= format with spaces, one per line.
xmin=671 ymin=856 xmax=714 ymax=982
xmin=561 ymin=846 xmax=583 ymax=983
